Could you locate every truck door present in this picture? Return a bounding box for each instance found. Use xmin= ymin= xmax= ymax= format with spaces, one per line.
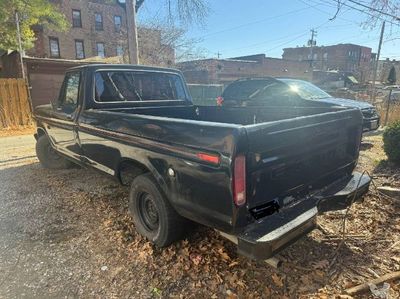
xmin=46 ymin=71 xmax=82 ymax=160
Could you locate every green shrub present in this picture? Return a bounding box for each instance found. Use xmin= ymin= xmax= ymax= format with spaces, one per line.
xmin=383 ymin=121 xmax=400 ymax=164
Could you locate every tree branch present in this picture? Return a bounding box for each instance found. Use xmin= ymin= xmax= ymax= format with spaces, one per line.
xmin=136 ymin=0 xmax=145 ymax=12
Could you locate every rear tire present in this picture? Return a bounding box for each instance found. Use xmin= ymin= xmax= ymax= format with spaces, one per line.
xmin=129 ymin=173 xmax=187 ymax=247
xmin=35 ymin=135 xmax=72 ymax=169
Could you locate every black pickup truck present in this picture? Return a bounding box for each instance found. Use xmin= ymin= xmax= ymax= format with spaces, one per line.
xmin=34 ymin=64 xmax=371 ymax=261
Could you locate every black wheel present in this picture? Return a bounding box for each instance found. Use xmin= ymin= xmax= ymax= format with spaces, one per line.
xmin=129 ymin=173 xmax=187 ymax=247
xmin=35 ymin=134 xmax=72 ymax=169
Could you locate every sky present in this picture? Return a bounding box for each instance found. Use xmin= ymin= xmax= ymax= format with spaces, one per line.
xmin=137 ymin=0 xmax=400 ymax=61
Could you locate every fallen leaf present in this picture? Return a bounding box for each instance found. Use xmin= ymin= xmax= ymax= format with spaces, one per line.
xmin=226 ymin=289 xmax=238 ymax=299
xmin=217 ymin=247 xmax=230 ymax=261
xmin=190 ymin=253 xmax=202 ymax=266
xmin=312 ymin=259 xmax=329 ymax=270
xmin=271 ymin=273 xmax=284 ymax=288
xmin=264 ymin=286 xmax=271 ymax=297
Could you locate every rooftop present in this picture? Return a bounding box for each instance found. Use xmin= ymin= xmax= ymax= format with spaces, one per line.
xmin=283 ymin=43 xmax=372 ymax=51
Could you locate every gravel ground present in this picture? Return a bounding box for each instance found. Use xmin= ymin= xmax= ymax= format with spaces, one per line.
xmin=0 ymin=135 xmax=133 ymax=298
xmin=0 ymin=133 xmax=399 ymax=298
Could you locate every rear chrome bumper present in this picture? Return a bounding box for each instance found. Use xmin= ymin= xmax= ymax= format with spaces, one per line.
xmin=236 ymin=172 xmax=371 ymax=260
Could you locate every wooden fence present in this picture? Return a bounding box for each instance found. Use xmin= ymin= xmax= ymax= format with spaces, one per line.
xmin=0 ymin=79 xmax=32 ymax=129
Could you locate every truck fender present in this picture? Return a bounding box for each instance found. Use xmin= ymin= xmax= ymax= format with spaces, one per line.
xmin=117 ymin=158 xmax=170 ymax=198
xmin=34 ymin=127 xmax=47 ymax=140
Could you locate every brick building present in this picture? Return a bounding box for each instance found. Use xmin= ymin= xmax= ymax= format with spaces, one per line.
xmin=28 ymin=0 xmax=174 ymax=65
xmin=282 ymin=43 xmax=372 ymax=82
xmin=177 ymin=54 xmax=312 ymax=85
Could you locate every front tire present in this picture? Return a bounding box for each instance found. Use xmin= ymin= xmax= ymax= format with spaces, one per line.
xmin=129 ymin=173 xmax=187 ymax=247
xmin=35 ymin=135 xmax=72 ymax=169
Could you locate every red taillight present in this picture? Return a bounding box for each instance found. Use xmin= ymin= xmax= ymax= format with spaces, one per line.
xmin=216 ymin=96 xmax=224 ymax=106
xmin=233 ymin=155 xmax=246 ymax=206
xmin=197 ymin=153 xmax=220 ymax=165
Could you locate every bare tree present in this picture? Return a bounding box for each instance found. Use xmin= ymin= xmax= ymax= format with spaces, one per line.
xmin=124 ymin=0 xmax=208 ymax=64
xmin=328 ymin=1 xmax=399 ymax=28
xmin=137 ymin=21 xmax=207 ymax=66
xmin=136 ymin=0 xmax=209 ymax=25
xmin=363 ymin=0 xmax=400 ymax=27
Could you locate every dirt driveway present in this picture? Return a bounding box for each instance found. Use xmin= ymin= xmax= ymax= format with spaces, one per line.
xmin=0 ymin=134 xmax=399 ymax=298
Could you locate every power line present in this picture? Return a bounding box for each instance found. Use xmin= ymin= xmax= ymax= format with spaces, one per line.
xmin=296 ymin=0 xmax=360 ymax=25
xmin=264 ymin=21 xmax=331 ymax=52
xmin=264 ymin=32 xmax=309 ymax=52
xmin=267 ymin=21 xmax=330 ymax=52
xmin=259 ymin=20 xmax=330 ymax=54
xmin=347 ymin=0 xmax=400 ymax=21
xmin=222 ymin=20 xmax=357 ymax=54
xmin=304 ymin=0 xmax=400 ymax=26
xmin=329 ymin=0 xmax=400 ymax=26
xmin=196 ymin=4 xmax=322 ymax=40
xmin=221 ymin=31 xmax=311 ymax=53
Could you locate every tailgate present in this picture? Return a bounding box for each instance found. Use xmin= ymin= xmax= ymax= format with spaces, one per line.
xmin=244 ymin=108 xmax=363 ymax=213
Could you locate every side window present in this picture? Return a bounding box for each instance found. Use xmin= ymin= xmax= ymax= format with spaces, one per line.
xmin=250 ymin=83 xmax=295 ymax=106
xmin=59 ymin=72 xmax=81 ymax=113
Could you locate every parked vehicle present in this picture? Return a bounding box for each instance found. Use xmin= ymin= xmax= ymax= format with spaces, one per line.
xmin=388 ymin=90 xmax=400 ymax=103
xmin=218 ymin=77 xmax=380 ymax=132
xmin=34 ymin=64 xmax=370 ymax=261
xmin=383 ymin=85 xmax=400 ymax=90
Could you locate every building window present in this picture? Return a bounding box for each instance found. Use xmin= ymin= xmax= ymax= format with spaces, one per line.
xmin=72 ymin=9 xmax=82 ymax=28
xmin=116 ymin=46 xmax=124 ymax=57
xmin=75 ymin=40 xmax=85 ymax=59
xmin=95 ymin=13 xmax=103 ymax=31
xmin=96 ymin=42 xmax=105 ymax=58
xmin=114 ymin=15 xmax=122 ymax=32
xmin=49 ymin=37 xmax=60 ymax=58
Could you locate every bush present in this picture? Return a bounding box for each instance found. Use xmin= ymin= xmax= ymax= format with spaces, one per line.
xmin=383 ymin=121 xmax=400 ymax=164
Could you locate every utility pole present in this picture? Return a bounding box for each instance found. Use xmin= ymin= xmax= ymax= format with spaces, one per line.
xmin=16 ymin=10 xmax=34 ymax=114
xmin=216 ymin=52 xmax=221 ymax=59
xmin=308 ymin=29 xmax=317 ymax=68
xmin=126 ymin=0 xmax=139 ymax=64
xmin=15 ymin=11 xmax=26 ymax=79
xmin=371 ymin=21 xmax=385 ymax=103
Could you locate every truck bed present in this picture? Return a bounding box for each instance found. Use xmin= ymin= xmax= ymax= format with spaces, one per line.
xmin=106 ymin=104 xmax=344 ymax=125
xmin=78 ymin=104 xmax=363 ymax=232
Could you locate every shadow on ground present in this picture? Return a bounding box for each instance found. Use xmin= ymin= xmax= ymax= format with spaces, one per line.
xmin=0 ymin=153 xmax=399 ymax=297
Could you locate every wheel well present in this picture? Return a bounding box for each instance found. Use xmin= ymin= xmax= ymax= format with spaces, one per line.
xmin=34 ymin=128 xmax=46 ymax=140
xmin=118 ymin=159 xmax=150 ymax=186
xmin=37 ymin=128 xmax=46 ymax=137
